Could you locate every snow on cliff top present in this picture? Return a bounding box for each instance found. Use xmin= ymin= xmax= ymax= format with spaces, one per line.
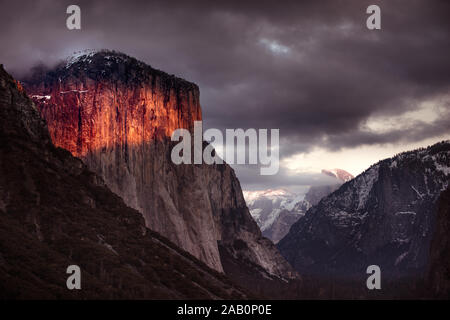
xmin=64 ymin=49 xmax=141 ymax=69
xmin=57 ymin=49 xmax=199 ymax=90
xmin=65 ymin=49 xmax=99 ymax=68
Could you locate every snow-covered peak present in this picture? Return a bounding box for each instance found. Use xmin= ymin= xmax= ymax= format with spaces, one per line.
xmin=243 ymin=188 xmax=309 ymax=237
xmin=243 ymin=188 xmax=293 ymax=205
xmin=321 ymin=168 xmax=354 ymax=182
xmin=65 ymin=49 xmax=99 ymax=68
xmin=63 ymin=49 xmax=142 ymax=70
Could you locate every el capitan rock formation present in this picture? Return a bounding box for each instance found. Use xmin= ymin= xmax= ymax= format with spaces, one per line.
xmin=0 ymin=64 xmax=250 ymax=299
xmin=24 ymin=50 xmax=297 ymax=281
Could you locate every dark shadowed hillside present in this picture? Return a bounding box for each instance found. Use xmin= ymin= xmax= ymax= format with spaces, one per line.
xmin=428 ymin=186 xmax=450 ymax=298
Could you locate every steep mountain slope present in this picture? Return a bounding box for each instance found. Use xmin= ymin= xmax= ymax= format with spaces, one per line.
xmin=0 ymin=65 xmax=250 ymax=299
xmin=278 ymin=142 xmax=450 ymax=278
xmin=428 ymin=186 xmax=450 ymax=298
xmin=24 ymin=50 xmax=297 ymax=281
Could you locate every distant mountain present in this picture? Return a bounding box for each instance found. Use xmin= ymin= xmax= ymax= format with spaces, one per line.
xmin=245 ymin=169 xmax=353 ymax=243
xmin=244 ymin=189 xmax=309 ymax=243
xmin=244 ymin=189 xmax=305 ymax=231
xmin=0 ymin=65 xmax=250 ymax=299
xmin=321 ymin=168 xmax=354 ymax=182
xmin=278 ymin=141 xmax=450 ymax=279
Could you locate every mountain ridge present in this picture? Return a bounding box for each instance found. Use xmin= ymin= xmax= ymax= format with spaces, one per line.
xmin=278 ymin=141 xmax=450 ymax=278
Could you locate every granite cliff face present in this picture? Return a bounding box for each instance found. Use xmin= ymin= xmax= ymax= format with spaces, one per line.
xmin=24 ymin=50 xmax=296 ymax=280
xmin=278 ymin=142 xmax=450 ymax=278
xmin=0 ymin=65 xmax=250 ymax=299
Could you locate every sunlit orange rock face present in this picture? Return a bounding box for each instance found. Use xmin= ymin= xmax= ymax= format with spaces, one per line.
xmin=27 ymin=60 xmax=201 ymax=157
xmin=25 ymin=51 xmax=298 ymax=279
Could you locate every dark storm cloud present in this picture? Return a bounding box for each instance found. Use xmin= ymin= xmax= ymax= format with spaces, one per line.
xmin=1 ymin=0 xmax=449 ymax=189
xmin=324 ymin=108 xmax=450 ymax=151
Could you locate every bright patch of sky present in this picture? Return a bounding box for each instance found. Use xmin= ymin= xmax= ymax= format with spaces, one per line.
xmin=282 ymin=135 xmax=449 ymax=177
xmin=259 ymin=38 xmax=290 ymax=54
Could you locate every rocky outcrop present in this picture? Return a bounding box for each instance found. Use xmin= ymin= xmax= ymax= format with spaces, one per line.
xmin=428 ymin=186 xmax=450 ymax=298
xmin=24 ymin=50 xmax=296 ymax=280
xmin=278 ymin=142 xmax=450 ymax=278
xmin=0 ymin=65 xmax=250 ymax=299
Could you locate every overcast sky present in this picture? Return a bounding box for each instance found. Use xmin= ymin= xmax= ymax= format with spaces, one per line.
xmin=1 ymin=0 xmax=449 ymax=192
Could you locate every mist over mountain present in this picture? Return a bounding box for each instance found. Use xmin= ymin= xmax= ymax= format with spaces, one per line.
xmin=321 ymin=169 xmax=354 ymax=182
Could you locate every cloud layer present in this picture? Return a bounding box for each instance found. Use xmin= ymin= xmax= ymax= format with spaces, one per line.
xmin=1 ymin=0 xmax=449 ymax=190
